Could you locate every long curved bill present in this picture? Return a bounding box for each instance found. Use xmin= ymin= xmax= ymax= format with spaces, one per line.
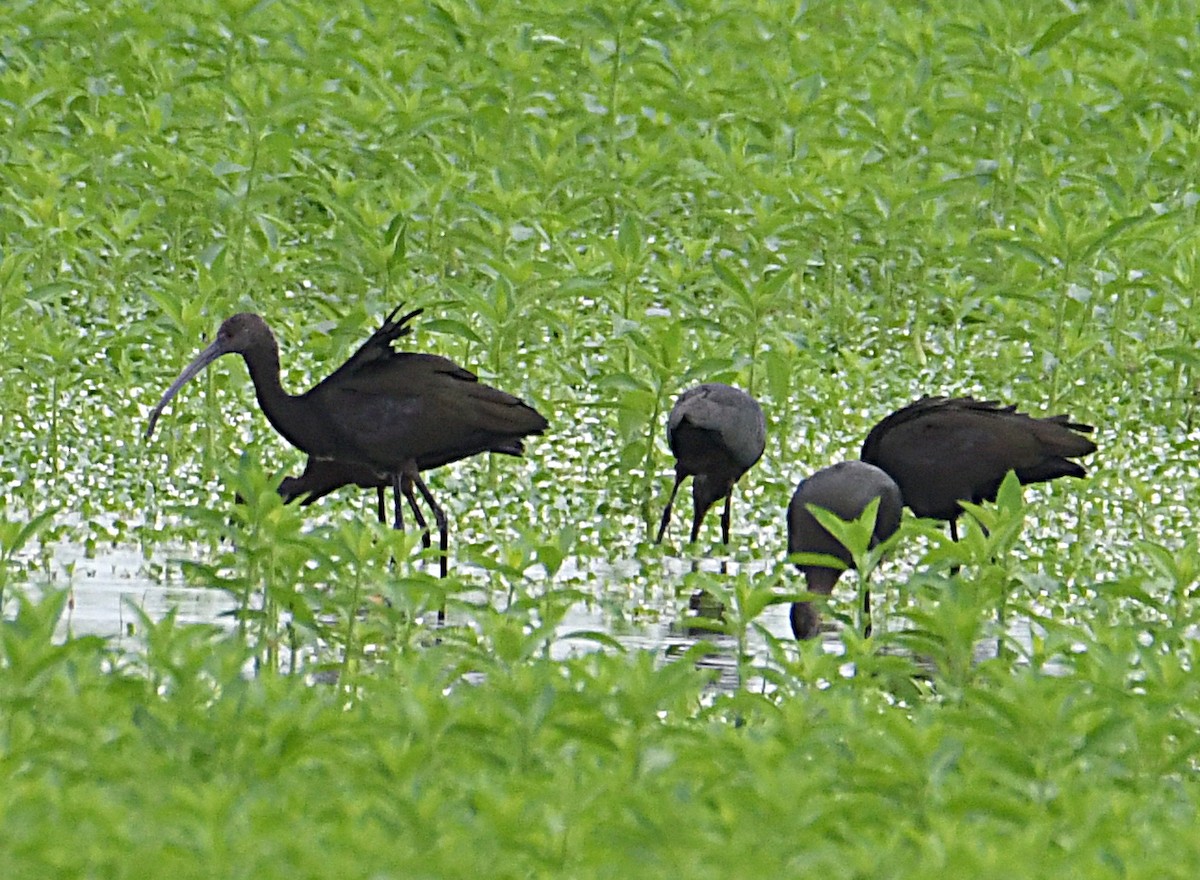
xmin=144 ymin=337 xmax=231 ymax=439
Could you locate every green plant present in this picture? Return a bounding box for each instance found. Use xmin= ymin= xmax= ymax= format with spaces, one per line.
xmin=5 ymin=1 xmax=1200 ymax=875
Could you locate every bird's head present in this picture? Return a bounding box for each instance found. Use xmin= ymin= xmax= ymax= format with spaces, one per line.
xmin=790 ymin=601 xmax=823 ymax=640
xmin=144 ymin=313 xmax=275 ymax=439
xmin=210 ymin=313 xmax=273 ymax=355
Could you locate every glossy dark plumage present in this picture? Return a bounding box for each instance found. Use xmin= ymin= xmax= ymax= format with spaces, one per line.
xmin=787 ymin=461 xmax=903 ymax=640
xmin=279 ymin=458 xmax=388 ymax=508
xmin=860 ymin=396 xmax=1096 ymax=539
xmin=279 ymin=457 xmax=392 ymax=524
xmin=146 ymin=305 xmax=548 ymax=572
xmin=655 ymin=383 xmax=766 ymax=546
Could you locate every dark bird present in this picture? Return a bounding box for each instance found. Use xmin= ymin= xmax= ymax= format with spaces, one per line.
xmin=787 ymin=461 xmax=902 ymax=640
xmin=277 ymin=457 xmax=447 ymax=550
xmin=279 ymin=457 xmax=392 ymax=525
xmin=231 ymin=458 xmax=392 ymax=525
xmin=146 ymin=305 xmax=549 ymax=574
xmin=655 ymin=383 xmax=765 ymax=546
xmin=860 ymin=396 xmax=1096 ymax=541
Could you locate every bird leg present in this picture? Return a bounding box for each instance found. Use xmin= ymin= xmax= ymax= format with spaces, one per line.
xmin=399 ymin=474 xmax=433 ymax=550
xmin=944 ymin=519 xmax=962 ymax=576
xmin=391 ymin=471 xmax=446 ymax=625
xmin=409 ymin=471 xmax=449 ymax=626
xmin=391 ymin=475 xmax=405 ymax=531
xmin=655 ymin=473 xmax=685 ymax=544
xmin=719 ymin=491 xmax=733 ymax=546
xmin=411 ymin=473 xmax=449 ymax=579
xmin=375 ymin=487 xmax=387 ymax=525
xmin=862 ymin=585 xmax=872 ymax=639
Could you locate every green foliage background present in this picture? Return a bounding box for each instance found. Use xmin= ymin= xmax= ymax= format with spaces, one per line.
xmin=2 ymin=0 xmax=1200 ymax=876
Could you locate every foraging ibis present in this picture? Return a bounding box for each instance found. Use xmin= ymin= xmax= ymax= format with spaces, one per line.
xmin=787 ymin=461 xmax=902 ymax=640
xmin=655 ymin=383 xmax=766 ymax=546
xmin=861 ymin=396 xmax=1096 ymax=540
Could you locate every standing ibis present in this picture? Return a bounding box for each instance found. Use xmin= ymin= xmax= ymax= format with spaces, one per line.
xmin=655 ymin=383 xmax=766 ymax=546
xmin=146 ymin=305 xmax=549 ymax=574
xmin=860 ymin=396 xmax=1096 ymax=540
xmin=787 ymin=461 xmax=902 ymax=640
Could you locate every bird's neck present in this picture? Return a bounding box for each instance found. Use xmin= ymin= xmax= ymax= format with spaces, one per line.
xmin=692 ymin=474 xmax=730 ymax=519
xmin=241 ymin=343 xmax=319 ymax=455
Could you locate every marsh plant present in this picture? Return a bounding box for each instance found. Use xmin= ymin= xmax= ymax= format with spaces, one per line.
xmin=3 ymin=0 xmax=1200 ymax=875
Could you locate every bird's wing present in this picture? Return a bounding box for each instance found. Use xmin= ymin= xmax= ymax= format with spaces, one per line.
xmin=861 ymin=397 xmax=1015 ymax=460
xmin=315 ymin=353 xmax=547 ymax=468
xmin=315 ymin=305 xmax=423 ymax=390
xmin=332 ymin=351 xmax=479 ymax=398
xmin=869 ymin=404 xmax=1092 ymax=489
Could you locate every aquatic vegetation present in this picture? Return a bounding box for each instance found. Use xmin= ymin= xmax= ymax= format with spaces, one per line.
xmin=3 ymin=0 xmax=1200 ymax=875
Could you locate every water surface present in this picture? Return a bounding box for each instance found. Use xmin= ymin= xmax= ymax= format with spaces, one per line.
xmin=37 ymin=542 xmax=1032 ymax=683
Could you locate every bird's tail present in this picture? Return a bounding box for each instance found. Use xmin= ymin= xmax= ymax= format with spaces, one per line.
xmin=1036 ymin=414 xmax=1098 ymax=457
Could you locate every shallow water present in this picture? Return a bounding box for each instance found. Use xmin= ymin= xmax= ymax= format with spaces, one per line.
xmin=45 ymin=544 xmax=236 ymax=644
xmin=32 ymin=541 xmax=1033 ymax=683
xmin=38 ymin=542 xmax=791 ymax=650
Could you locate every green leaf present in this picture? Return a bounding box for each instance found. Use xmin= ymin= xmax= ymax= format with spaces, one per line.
xmin=1030 ymin=13 xmax=1087 ymax=55
xmin=212 ymin=160 xmax=249 ymax=176
xmin=421 ymin=317 xmax=484 ymax=344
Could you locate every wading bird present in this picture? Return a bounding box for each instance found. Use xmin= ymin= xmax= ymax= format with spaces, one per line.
xmin=146 ymin=305 xmax=548 ymax=575
xmin=655 ymin=383 xmax=766 ymax=546
xmin=279 ymin=457 xmax=392 ymax=525
xmin=860 ymin=396 xmax=1096 ymax=541
xmin=787 ymin=461 xmax=902 ymax=640
xmin=278 ymin=456 xmax=456 ymax=548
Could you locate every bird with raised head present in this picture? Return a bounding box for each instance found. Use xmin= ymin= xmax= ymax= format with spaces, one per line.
xmin=146 ymin=305 xmax=548 ymax=574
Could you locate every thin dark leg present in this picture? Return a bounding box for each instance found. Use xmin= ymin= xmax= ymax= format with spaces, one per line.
xmin=863 ymin=586 xmax=873 ymax=638
xmin=948 ymin=518 xmax=962 ymax=576
xmin=400 ymin=476 xmax=432 ymax=550
xmin=380 ymin=481 xmax=404 ymax=570
xmin=375 ymin=487 xmax=386 ymax=525
xmin=688 ymin=486 xmax=708 ymax=545
xmin=412 ymin=474 xmax=449 ymax=579
xmin=719 ymin=491 xmax=732 ymax=546
xmin=391 ymin=475 xmax=405 ymax=531
xmin=655 ymin=473 xmax=685 ymax=544
xmin=410 ymin=473 xmax=448 ymax=626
